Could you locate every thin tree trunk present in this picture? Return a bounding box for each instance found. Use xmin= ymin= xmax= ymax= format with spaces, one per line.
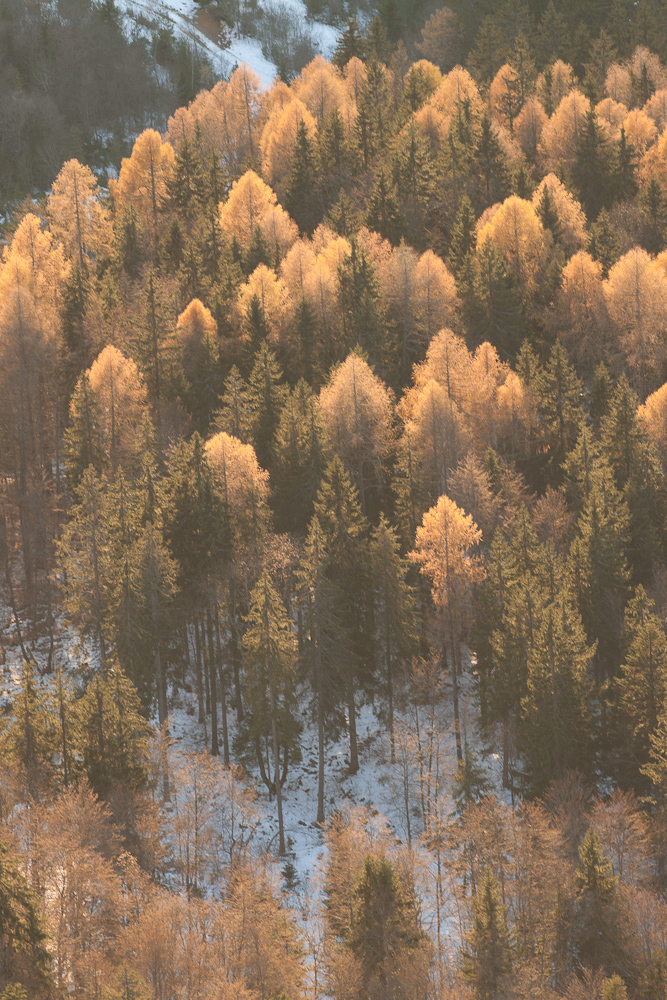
xmin=192 ymin=615 xmax=205 ymax=724
xmin=214 ymin=609 xmax=230 ymax=766
xmin=347 ymin=680 xmax=359 ymax=774
xmin=206 ymin=606 xmax=219 ymax=757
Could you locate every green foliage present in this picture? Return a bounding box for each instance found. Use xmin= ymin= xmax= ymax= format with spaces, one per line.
xmin=462 ymin=868 xmax=512 ymax=999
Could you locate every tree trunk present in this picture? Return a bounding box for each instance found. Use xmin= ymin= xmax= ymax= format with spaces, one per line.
xmin=192 ymin=616 xmax=205 ymax=725
xmin=206 ymin=607 xmax=219 ymax=757
xmin=214 ymin=610 xmax=230 ymax=766
xmin=347 ymin=680 xmax=359 ymax=774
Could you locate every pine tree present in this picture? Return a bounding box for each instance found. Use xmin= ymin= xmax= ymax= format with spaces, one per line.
xmin=370 ymin=516 xmax=417 ymax=761
xmin=473 ymin=115 xmax=509 ymax=209
xmin=272 ymin=380 xmax=329 ymax=534
xmin=62 ymin=372 xmax=107 ymax=488
xmin=313 ymin=456 xmax=370 ymax=773
xmin=519 ymin=594 xmax=594 ymax=795
xmin=1 ymin=661 xmax=56 ymax=798
xmin=616 ymin=586 xmax=667 ymax=778
xmin=467 ymin=239 xmax=524 ymax=357
xmin=365 ymin=170 xmax=404 ymax=244
xmin=462 ymin=869 xmax=512 ymax=1000
xmin=332 ymin=17 xmax=364 ymax=68
xmin=348 ymin=854 xmax=424 ymax=990
xmin=535 ymin=340 xmax=584 ymax=469
xmin=243 ymin=570 xmax=297 ymax=855
xmin=247 ymin=342 xmax=288 ymax=470
xmin=576 ymin=826 xmax=618 ymax=969
xmin=448 ymin=195 xmax=477 ymax=281
xmin=0 ymin=838 xmax=51 ymax=996
xmin=338 ymin=242 xmax=384 ymax=364
xmin=640 ymin=178 xmax=667 ymax=255
xmin=574 ymin=108 xmax=613 ymax=218
xmin=213 ymin=366 xmax=252 ymax=442
xmin=284 ymin=121 xmax=321 ymax=236
xmin=612 ymin=127 xmax=638 ymax=203
xmin=113 ymin=206 xmax=144 ymax=278
xmin=75 ymin=664 xmax=152 ymax=800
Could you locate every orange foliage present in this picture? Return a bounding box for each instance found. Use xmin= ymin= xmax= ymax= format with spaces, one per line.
xmin=515 ymin=98 xmax=548 ymax=159
xmin=430 ymin=66 xmax=483 ymax=118
xmin=639 ymin=382 xmax=667 ymax=467
xmin=644 ymin=89 xmax=667 ymax=132
xmin=236 ymin=264 xmax=290 ymax=343
xmin=477 ymin=195 xmax=548 ymax=295
xmin=595 ymin=97 xmax=628 ymax=138
xmin=604 ymin=247 xmax=667 ymax=392
xmin=552 ymin=252 xmax=609 ymax=366
xmin=48 ymin=159 xmax=109 ymax=266
xmin=296 ymin=56 xmax=350 ymax=124
xmin=261 ymin=97 xmax=317 ymax=188
xmin=623 ymin=108 xmax=658 ymax=153
xmin=605 ymin=63 xmax=632 ymax=105
xmin=539 ymin=90 xmax=591 ymax=171
xmin=88 ymin=345 xmax=148 ymax=468
xmin=531 ymin=174 xmax=586 ymax=253
xmin=110 ymin=130 xmax=175 ymax=234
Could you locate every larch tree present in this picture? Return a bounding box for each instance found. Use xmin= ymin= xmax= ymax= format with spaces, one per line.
xmin=218 ymin=170 xmax=278 ymax=256
xmin=243 ymin=570 xmax=297 ymax=855
xmin=638 ymin=380 xmax=667 ymax=467
xmin=48 ymin=159 xmax=109 ymax=270
xmin=110 ymin=130 xmax=175 ymax=249
xmin=539 ymin=89 xmax=591 ymax=172
xmin=552 ymin=252 xmax=610 ymax=369
xmin=261 ymin=98 xmax=318 ymax=193
xmin=410 ymin=494 xmax=484 ymax=760
xmin=477 ymin=196 xmax=549 ymax=299
xmin=87 ymin=345 xmax=148 ymax=472
xmin=531 ymin=173 xmax=587 ymax=254
xmin=603 ymin=247 xmax=667 ymax=396
xmin=173 ymin=298 xmax=220 ymax=433
xmin=319 ymin=352 xmax=394 ymax=515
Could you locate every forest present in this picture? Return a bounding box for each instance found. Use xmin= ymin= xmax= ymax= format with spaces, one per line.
xmin=4 ymin=0 xmax=667 ymax=997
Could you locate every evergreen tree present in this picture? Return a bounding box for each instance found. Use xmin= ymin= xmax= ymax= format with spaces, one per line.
xmin=535 ymin=340 xmax=584 ymax=469
xmin=0 ymin=661 xmax=55 ymax=798
xmin=348 ymin=854 xmax=424 ymax=990
xmin=365 ymin=170 xmax=404 ymax=244
xmin=586 ymin=210 xmax=621 ymax=276
xmin=284 ymin=121 xmax=321 ymax=235
xmin=616 ymin=586 xmax=667 ymax=780
xmin=213 ymin=366 xmax=252 ymax=442
xmin=462 ymin=869 xmax=512 ymax=1000
xmin=448 ymin=195 xmax=478 ymax=282
xmin=271 ymin=380 xmax=329 ymax=534
xmin=0 ymin=839 xmax=51 ymax=996
xmin=313 ymin=456 xmax=370 ymax=773
xmin=640 ymin=177 xmax=667 ymax=255
xmin=75 ymin=665 xmax=152 ymax=800
xmin=62 ymin=372 xmax=107 ymax=488
xmin=338 ymin=241 xmax=384 ymax=363
xmin=247 ymin=342 xmax=288 ymax=470
xmin=243 ymin=570 xmax=298 ymax=855
xmin=519 ymin=594 xmax=594 ymax=795
xmin=467 ymin=239 xmax=524 ymax=357
xmin=576 ymin=826 xmax=619 ymax=969
xmin=473 ymin=115 xmax=509 ymax=209
xmin=370 ymin=516 xmax=417 ymax=760
xmin=332 ymin=17 xmax=364 ymax=68
xmin=612 ymin=127 xmax=638 ymax=203
xmin=574 ymin=107 xmax=613 ymax=218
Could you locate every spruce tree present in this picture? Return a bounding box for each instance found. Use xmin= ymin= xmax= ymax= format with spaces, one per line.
xmin=462 ymin=869 xmax=512 ymax=1000
xmin=370 ymin=516 xmax=417 ymax=760
xmin=247 ymin=342 xmax=288 ymax=470
xmin=365 ymin=170 xmax=404 ymax=244
xmin=0 ymin=839 xmax=51 ymax=996
xmin=62 ymin=372 xmax=107 ymax=489
xmin=332 ymin=17 xmax=364 ymax=68
xmin=243 ymin=570 xmax=298 ymax=855
xmin=271 ymin=380 xmax=329 ymax=534
xmin=284 ymin=121 xmax=321 ymax=235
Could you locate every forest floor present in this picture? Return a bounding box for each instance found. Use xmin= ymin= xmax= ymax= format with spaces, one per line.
xmin=0 ymin=602 xmax=509 ymax=894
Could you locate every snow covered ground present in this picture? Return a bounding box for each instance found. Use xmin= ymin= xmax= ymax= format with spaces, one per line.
xmin=114 ymin=0 xmax=341 ymax=86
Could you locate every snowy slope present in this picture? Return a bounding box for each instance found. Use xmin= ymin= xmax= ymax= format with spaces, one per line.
xmin=116 ymin=0 xmax=341 ymax=86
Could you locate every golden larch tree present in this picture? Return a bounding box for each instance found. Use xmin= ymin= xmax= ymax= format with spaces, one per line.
xmin=623 ymin=109 xmax=658 ymax=153
xmin=111 ymin=129 xmax=175 ymax=244
xmin=595 ymin=97 xmax=628 ymax=139
xmin=531 ymin=174 xmax=587 ymax=253
xmin=87 ymin=345 xmax=148 ymax=470
xmin=515 ymin=98 xmax=548 ymax=160
xmin=552 ymin=251 xmax=610 ymax=367
xmin=539 ymin=89 xmax=591 ymax=172
xmin=638 ymin=382 xmax=667 ymax=468
xmin=261 ymin=98 xmax=317 ymax=190
xmin=48 ymin=159 xmax=109 ymax=268
xmin=477 ymin=195 xmax=548 ymax=297
xmin=219 ymin=170 xmax=278 ymax=253
xmin=410 ymin=494 xmax=484 ymax=760
xmin=604 ymin=247 xmax=667 ymax=394
xmin=319 ymin=352 xmax=394 ymax=510
xmin=236 ymin=264 xmax=290 ymax=345
xmin=605 ymin=62 xmax=632 ymax=105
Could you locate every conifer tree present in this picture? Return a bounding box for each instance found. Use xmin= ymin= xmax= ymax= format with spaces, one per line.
xmin=243 ymin=571 xmax=297 ymax=855
xmin=332 ymin=17 xmax=364 ymax=68
xmin=574 ymin=108 xmax=613 ymax=217
xmin=312 ymin=456 xmax=370 ymax=773
xmin=576 ymin=826 xmax=618 ymax=969
xmin=616 ymin=586 xmax=667 ymax=778
xmin=284 ymin=121 xmax=321 ymax=236
xmin=448 ymin=195 xmax=477 ymax=281
xmin=535 ymin=340 xmax=584 ymax=469
xmin=75 ymin=664 xmax=152 ymax=800
xmin=272 ymin=380 xmax=329 ymax=534
xmin=62 ymin=372 xmax=107 ymax=489
xmin=214 ymin=366 xmax=252 ymax=442
xmin=462 ymin=869 xmax=512 ymax=1000
xmin=370 ymin=516 xmax=417 ymax=761
xmin=247 ymin=342 xmax=288 ymax=470
xmin=348 ymin=854 xmax=424 ymax=992
xmin=1 ymin=661 xmax=55 ymax=798
xmin=519 ymin=594 xmax=594 ymax=795
xmin=365 ymin=170 xmax=404 ymax=245
xmin=0 ymin=838 xmax=51 ymax=996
